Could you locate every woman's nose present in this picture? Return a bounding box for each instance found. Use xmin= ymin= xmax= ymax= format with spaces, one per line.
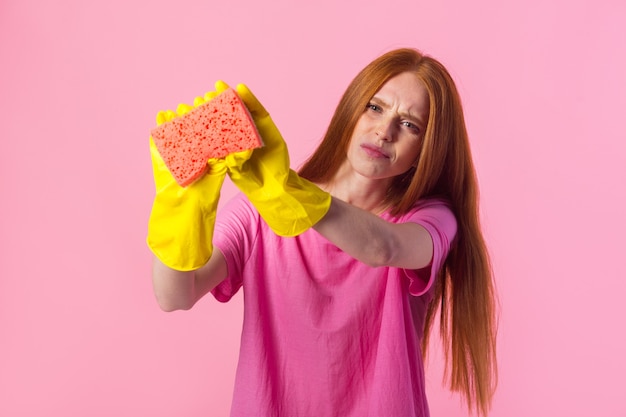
xmin=375 ymin=119 xmax=396 ymax=141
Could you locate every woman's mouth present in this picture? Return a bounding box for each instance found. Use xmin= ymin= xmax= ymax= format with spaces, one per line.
xmin=361 ymin=143 xmax=390 ymax=159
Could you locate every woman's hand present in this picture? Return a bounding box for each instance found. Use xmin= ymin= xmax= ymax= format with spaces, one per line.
xmin=225 ymin=83 xmax=332 ymax=237
xmin=147 ymin=86 xmax=247 ymax=271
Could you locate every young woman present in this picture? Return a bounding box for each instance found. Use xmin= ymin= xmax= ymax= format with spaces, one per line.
xmin=148 ymin=48 xmax=498 ymax=417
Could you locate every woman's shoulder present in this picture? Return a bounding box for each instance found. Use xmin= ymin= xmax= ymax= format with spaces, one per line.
xmin=384 ymin=197 xmax=454 ymax=220
xmin=411 ymin=197 xmax=452 ymax=211
xmin=385 ymin=197 xmax=458 ymax=238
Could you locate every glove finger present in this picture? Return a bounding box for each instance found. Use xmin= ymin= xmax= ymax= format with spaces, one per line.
xmin=215 ymin=80 xmax=231 ymax=93
xmin=193 ymin=96 xmax=206 ymax=106
xmin=158 ymin=80 xmax=229 ymax=125
xmin=236 ymin=83 xmax=269 ymax=118
xmin=156 ymin=110 xmax=167 ymax=125
xmin=225 ymin=149 xmax=253 ymax=169
xmin=198 ymin=81 xmax=229 ymax=108
xmin=176 ymin=103 xmax=193 ymax=116
xmin=207 ymin=158 xmax=228 ymax=176
xmin=204 ymin=91 xmax=218 ymax=101
xmin=156 ymin=109 xmax=177 ymax=125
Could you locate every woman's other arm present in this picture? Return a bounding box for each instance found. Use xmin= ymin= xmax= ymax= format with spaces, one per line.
xmin=152 ymin=250 xmax=228 ymax=312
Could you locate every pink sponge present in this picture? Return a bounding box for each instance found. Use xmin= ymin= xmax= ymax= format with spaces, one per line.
xmin=150 ymin=88 xmax=263 ymax=187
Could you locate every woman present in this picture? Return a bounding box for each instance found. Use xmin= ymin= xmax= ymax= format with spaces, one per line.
xmin=148 ymin=48 xmax=498 ymax=416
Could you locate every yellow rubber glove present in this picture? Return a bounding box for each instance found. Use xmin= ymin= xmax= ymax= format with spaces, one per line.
xmin=228 ymin=83 xmax=332 ymax=237
xmin=147 ymin=84 xmax=252 ymax=270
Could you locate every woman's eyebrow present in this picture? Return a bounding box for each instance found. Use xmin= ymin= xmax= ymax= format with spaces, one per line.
xmin=371 ymin=96 xmax=426 ymax=127
xmin=369 ymin=96 xmax=387 ymax=107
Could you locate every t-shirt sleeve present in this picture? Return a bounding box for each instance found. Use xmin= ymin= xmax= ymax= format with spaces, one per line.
xmin=211 ymin=193 xmax=261 ymax=302
xmin=401 ymin=200 xmax=457 ymax=296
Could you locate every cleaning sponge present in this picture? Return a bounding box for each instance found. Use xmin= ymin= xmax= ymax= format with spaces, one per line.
xmin=150 ymin=88 xmax=263 ymax=187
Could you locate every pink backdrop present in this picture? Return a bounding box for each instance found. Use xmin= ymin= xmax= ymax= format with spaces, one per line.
xmin=2 ymin=0 xmax=625 ymax=416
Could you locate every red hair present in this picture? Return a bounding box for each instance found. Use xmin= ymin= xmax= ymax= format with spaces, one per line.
xmin=299 ymin=48 xmax=498 ymax=415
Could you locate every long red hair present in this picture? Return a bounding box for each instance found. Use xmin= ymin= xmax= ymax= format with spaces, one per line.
xmin=299 ymin=48 xmax=498 ymax=415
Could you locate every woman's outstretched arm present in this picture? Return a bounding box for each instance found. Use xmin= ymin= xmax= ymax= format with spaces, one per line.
xmin=313 ymin=197 xmax=433 ymax=270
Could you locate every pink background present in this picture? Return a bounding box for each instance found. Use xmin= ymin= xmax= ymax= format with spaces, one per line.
xmin=1 ymin=0 xmax=625 ymax=416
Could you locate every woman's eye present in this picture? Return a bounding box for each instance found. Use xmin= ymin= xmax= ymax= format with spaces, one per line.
xmin=366 ymin=103 xmax=381 ymax=112
xmin=402 ymin=121 xmax=420 ymax=134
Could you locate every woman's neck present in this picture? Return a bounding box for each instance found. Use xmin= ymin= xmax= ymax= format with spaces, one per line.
xmin=320 ymin=169 xmax=392 ymax=214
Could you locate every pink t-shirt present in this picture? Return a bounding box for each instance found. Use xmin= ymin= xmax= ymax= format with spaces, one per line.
xmin=212 ymin=194 xmax=457 ymax=417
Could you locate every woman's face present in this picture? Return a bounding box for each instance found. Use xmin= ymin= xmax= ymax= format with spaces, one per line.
xmin=345 ymin=71 xmax=429 ymax=181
